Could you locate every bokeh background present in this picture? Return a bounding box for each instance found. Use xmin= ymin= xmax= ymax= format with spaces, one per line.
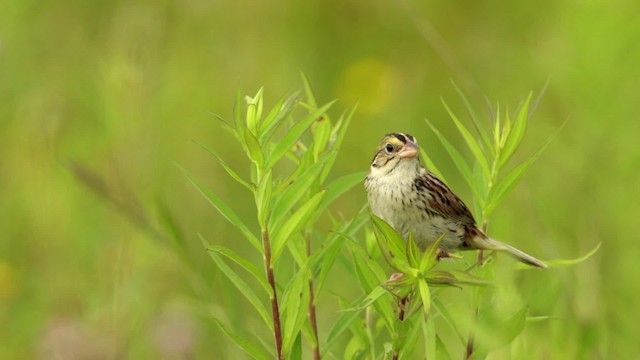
xmin=1 ymin=0 xmax=639 ymax=358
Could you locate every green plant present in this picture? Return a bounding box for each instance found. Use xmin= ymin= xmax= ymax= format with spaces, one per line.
xmin=179 ymin=78 xmax=366 ymax=359
xmin=326 ymin=85 xmax=600 ymax=360
xmin=181 ymin=81 xmax=599 ymax=360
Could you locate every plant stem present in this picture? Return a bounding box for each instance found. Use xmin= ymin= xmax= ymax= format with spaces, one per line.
xmin=263 ymin=229 xmax=284 ymax=360
xmin=306 ymin=235 xmax=321 ymax=360
xmin=392 ymin=296 xmax=408 ymax=360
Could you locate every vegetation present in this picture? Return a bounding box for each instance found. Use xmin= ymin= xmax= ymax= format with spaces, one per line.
xmin=1 ymin=1 xmax=637 ymax=358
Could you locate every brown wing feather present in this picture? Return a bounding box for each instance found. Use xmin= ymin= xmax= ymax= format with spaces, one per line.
xmin=414 ymin=171 xmax=477 ymax=226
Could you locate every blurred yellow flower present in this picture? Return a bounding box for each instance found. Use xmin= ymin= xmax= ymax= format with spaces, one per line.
xmin=336 ymin=58 xmax=400 ymax=115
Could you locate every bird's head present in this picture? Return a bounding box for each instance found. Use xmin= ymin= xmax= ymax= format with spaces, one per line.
xmin=369 ymin=133 xmax=421 ymax=177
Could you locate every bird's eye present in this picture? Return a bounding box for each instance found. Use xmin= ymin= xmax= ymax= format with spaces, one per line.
xmin=385 ymin=144 xmax=394 ymax=153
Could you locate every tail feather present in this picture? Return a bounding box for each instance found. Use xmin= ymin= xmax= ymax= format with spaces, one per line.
xmin=472 ymin=237 xmax=548 ymax=269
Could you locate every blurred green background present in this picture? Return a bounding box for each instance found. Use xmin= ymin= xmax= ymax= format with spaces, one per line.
xmin=1 ymin=0 xmax=639 ymax=358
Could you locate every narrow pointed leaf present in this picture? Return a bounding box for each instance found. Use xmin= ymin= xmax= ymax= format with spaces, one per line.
xmin=300 ymin=71 xmax=318 ymax=108
xmin=423 ymin=315 xmax=437 ymax=360
xmin=234 ymin=88 xmax=246 ymax=137
xmin=271 ymin=191 xmax=326 ymax=264
xmin=418 ymin=280 xmax=431 ymax=316
xmin=256 ymin=170 xmax=272 ymax=227
xmin=442 ymin=100 xmax=491 ymax=177
xmin=193 ymin=141 xmax=252 ymax=190
xmin=425 ymin=118 xmax=480 ymax=199
xmin=370 ymin=212 xmax=413 ymax=274
xmin=320 ymin=103 xmax=358 ymax=182
xmin=244 ymin=128 xmax=264 ymax=166
xmin=267 ymin=100 xmax=336 ymax=168
xmin=433 ymin=298 xmax=466 ymax=344
xmin=178 ymin=165 xmax=261 ymax=251
xmin=269 ymin=150 xmax=335 ymax=231
xmin=259 ymin=91 xmax=301 ymax=143
xmin=206 ymin=243 xmax=272 ymax=330
xmin=420 ymin=146 xmax=446 ymax=182
xmin=517 ymin=242 xmax=601 ymax=269
xmin=485 ymin=125 xmax=560 ymax=217
xmin=311 ymin=171 xmax=367 ymax=223
xmin=452 ymin=81 xmax=493 ymax=154
xmin=499 ymin=93 xmax=532 ymax=169
xmin=420 ymin=233 xmax=445 ymax=271
xmin=281 ymin=269 xmax=310 ymax=354
xmin=312 ymin=116 xmax=332 ymax=160
xmin=213 ymin=318 xmax=271 ymax=360
xmin=205 ymin=244 xmax=273 ymax=297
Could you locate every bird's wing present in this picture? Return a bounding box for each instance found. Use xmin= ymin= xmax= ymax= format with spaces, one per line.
xmin=414 ymin=171 xmax=477 ymax=226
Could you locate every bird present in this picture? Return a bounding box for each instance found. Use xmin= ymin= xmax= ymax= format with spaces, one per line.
xmin=364 ymin=132 xmax=547 ymax=269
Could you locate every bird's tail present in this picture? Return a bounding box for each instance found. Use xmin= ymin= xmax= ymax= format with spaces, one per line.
xmin=473 ymin=236 xmax=548 ymax=269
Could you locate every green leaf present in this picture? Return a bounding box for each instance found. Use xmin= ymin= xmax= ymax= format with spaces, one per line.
xmin=419 ymin=233 xmax=445 ymax=271
xmin=256 ymin=170 xmax=272 ymax=228
xmin=407 ymin=234 xmax=421 ymax=269
xmin=499 ymin=93 xmax=532 ymax=169
xmin=260 ymin=91 xmax=301 ymax=144
xmin=271 ymin=191 xmax=326 ymax=264
xmin=269 ymin=150 xmax=335 ymax=231
xmin=452 ymin=81 xmax=493 ymax=154
xmin=517 ymin=242 xmax=601 ymax=269
xmin=206 ymin=244 xmax=273 ymax=297
xmin=485 ymin=125 xmax=559 ymax=218
xmin=311 ymin=171 xmax=367 ymax=223
xmin=423 ymin=315 xmax=437 ymax=360
xmin=245 ymin=87 xmax=263 ymax=136
xmin=398 ymin=316 xmax=422 ymax=360
xmin=320 ymin=103 xmax=358 ymax=182
xmin=300 ymin=71 xmax=318 ymax=108
xmin=418 ymin=279 xmax=431 ymax=316
xmin=426 ymin=270 xmax=492 ymax=287
xmin=281 ymin=269 xmax=310 ymax=355
xmin=425 ymin=118 xmax=480 ymax=199
xmin=370 ymin=212 xmax=413 ymax=274
xmin=193 ymin=141 xmax=252 ymax=190
xmin=312 ymin=115 xmax=332 ymax=160
xmin=324 ymin=298 xmax=365 ymax=356
xmin=177 ymin=165 xmax=261 ymax=251
xmin=234 ymin=88 xmax=246 ymax=137
xmin=266 ymin=100 xmax=336 ymax=168
xmin=419 ymin=146 xmax=446 ymax=182
xmin=289 ymin=333 xmax=302 ymax=360
xmin=205 ymin=239 xmax=273 ymax=330
xmin=213 ymin=318 xmax=271 ymax=360
xmin=312 ymin=206 xmax=369 ymax=296
xmin=432 ymin=298 xmax=466 ymax=344
xmin=244 ymin=128 xmax=265 ymax=167
xmin=352 ymin=249 xmax=396 ymax=332
xmin=442 ymin=99 xmax=491 ymax=177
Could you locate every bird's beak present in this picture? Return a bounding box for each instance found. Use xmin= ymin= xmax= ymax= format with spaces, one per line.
xmin=397 ymin=141 xmax=419 ymax=159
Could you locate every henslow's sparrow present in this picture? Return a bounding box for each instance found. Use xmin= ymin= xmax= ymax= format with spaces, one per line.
xmin=365 ymin=133 xmax=547 ymax=268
